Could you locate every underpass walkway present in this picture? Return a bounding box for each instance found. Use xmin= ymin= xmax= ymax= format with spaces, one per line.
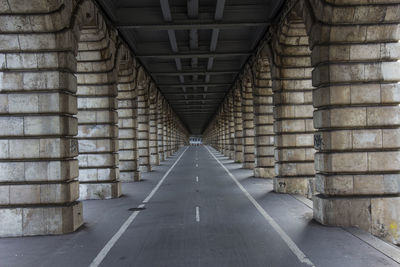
xmin=0 ymin=146 xmax=398 ymax=267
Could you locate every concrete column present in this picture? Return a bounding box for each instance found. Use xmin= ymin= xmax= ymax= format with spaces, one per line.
xmin=163 ymin=104 xmax=169 ymax=159
xmin=157 ymin=96 xmax=165 ymax=162
xmin=271 ymin=13 xmax=315 ymax=196
xmin=166 ymin=108 xmax=172 ymax=157
xmin=136 ymin=68 xmax=151 ymax=173
xmin=223 ymin=104 xmax=230 ymax=157
xmin=170 ymin=118 xmax=175 ymax=154
xmin=173 ymin=119 xmax=178 ymax=152
xmin=228 ymin=95 xmax=235 ymax=159
xmin=149 ymin=86 xmax=159 ymax=166
xmin=171 ymin=119 xmax=176 ymax=153
xmin=217 ymin=115 xmax=223 ymax=152
xmin=76 ymin=25 xmax=121 ymax=199
xmin=0 ymin=0 xmax=83 ymax=236
xmin=254 ymin=58 xmax=274 ymax=178
xmin=234 ymin=87 xmax=244 ymax=163
xmin=242 ymin=77 xmax=255 ymax=169
xmin=173 ymin=120 xmax=178 ymax=152
xmin=307 ymin=0 xmax=400 ymax=244
xmin=117 ymin=56 xmax=140 ymax=182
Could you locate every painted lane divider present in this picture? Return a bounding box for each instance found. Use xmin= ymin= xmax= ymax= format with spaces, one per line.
xmin=196 ymin=206 xmax=200 ymax=222
xmin=205 ymin=146 xmax=315 ymax=267
xmin=89 ymin=147 xmax=189 ymax=267
xmin=196 ymin=176 xmax=199 ymax=182
xmin=196 ymin=163 xmax=198 ymax=167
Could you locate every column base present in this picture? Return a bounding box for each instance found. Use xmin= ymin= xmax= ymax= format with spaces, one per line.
xmin=139 ymin=165 xmax=152 ymax=172
xmin=234 ymin=152 xmax=243 ymax=163
xmin=313 ymin=194 xmax=400 ymax=245
xmin=79 ymin=182 xmax=121 ymax=200
xmin=242 ymin=162 xmax=255 ymax=169
xmin=120 ymin=171 xmax=141 ymax=182
xmin=273 ymin=177 xmax=314 ymax=197
xmin=134 ymin=171 xmax=141 ymax=182
xmin=0 ymin=202 xmax=83 ymax=237
xmin=150 ymin=155 xmax=160 ymax=166
xmin=254 ymin=167 xmax=274 ymax=178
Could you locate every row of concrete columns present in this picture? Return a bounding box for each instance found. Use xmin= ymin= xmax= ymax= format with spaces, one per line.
xmin=203 ymin=0 xmax=400 ymax=245
xmin=0 ymin=0 xmax=189 ymax=237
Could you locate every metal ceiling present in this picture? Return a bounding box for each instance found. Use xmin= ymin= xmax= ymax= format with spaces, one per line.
xmin=96 ymin=0 xmax=284 ymax=134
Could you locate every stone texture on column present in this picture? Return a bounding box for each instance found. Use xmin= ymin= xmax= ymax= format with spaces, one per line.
xmin=271 ymin=12 xmax=315 ymax=195
xmin=170 ymin=119 xmax=176 ymax=153
xmin=157 ymin=96 xmax=165 ymax=162
xmin=166 ymin=109 xmax=172 ymax=156
xmin=222 ymin=105 xmax=229 ymax=157
xmin=117 ymin=54 xmax=140 ymax=182
xmin=228 ymin=95 xmax=235 ymax=159
xmin=303 ymin=0 xmax=400 ymax=244
xmin=76 ymin=20 xmax=121 ymax=200
xmin=242 ymin=77 xmax=255 ymax=169
xmin=0 ymin=0 xmax=83 ymax=236
xmin=136 ymin=68 xmax=151 ymax=173
xmin=254 ymin=58 xmax=275 ymax=178
xmin=149 ymin=86 xmax=159 ymax=166
xmin=234 ymin=87 xmax=244 ymax=163
xmin=217 ymin=115 xmax=223 ymax=152
xmin=163 ymin=104 xmax=169 ymax=159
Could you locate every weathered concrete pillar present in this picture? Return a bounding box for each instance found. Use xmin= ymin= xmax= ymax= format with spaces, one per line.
xmin=157 ymin=96 xmax=165 ymax=162
xmin=217 ymin=115 xmax=224 ymax=152
xmin=172 ymin=119 xmax=177 ymax=153
xmin=305 ymin=0 xmax=400 ymax=244
xmin=163 ymin=104 xmax=169 ymax=159
xmin=254 ymin=58 xmax=275 ymax=178
xmin=149 ymin=86 xmax=159 ymax=166
xmin=0 ymin=0 xmax=83 ymax=236
xmin=242 ymin=77 xmax=255 ymax=169
xmin=228 ymin=95 xmax=235 ymax=159
xmin=76 ymin=22 xmax=121 ymax=199
xmin=271 ymin=13 xmax=315 ymax=195
xmin=223 ymin=104 xmax=230 ymax=156
xmin=170 ymin=118 xmax=175 ymax=154
xmin=234 ymin=87 xmax=244 ymax=163
xmin=173 ymin=120 xmax=178 ymax=153
xmin=117 ymin=54 xmax=140 ymax=182
xmin=166 ymin=108 xmax=172 ymax=157
xmin=136 ymin=68 xmax=151 ymax=173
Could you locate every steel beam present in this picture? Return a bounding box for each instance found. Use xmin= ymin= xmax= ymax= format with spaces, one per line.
xmin=117 ymin=21 xmax=269 ymax=30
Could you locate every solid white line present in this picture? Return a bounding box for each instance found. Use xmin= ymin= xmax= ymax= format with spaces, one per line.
xmin=196 ymin=176 xmax=199 ymax=182
xmin=196 ymin=206 xmax=200 ymax=222
xmin=89 ymin=147 xmax=189 ymax=267
xmin=205 ymin=146 xmax=315 ymax=267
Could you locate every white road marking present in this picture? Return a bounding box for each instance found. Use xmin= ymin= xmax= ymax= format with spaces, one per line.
xmin=205 ymin=146 xmax=315 ymax=267
xmin=196 ymin=163 xmax=198 ymax=167
xmin=196 ymin=206 xmax=200 ymax=222
xmin=89 ymin=147 xmax=189 ymax=267
xmin=196 ymin=176 xmax=199 ymax=182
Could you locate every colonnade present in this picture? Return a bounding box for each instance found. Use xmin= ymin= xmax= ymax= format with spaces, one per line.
xmin=0 ymin=0 xmax=189 ymax=237
xmin=203 ymin=0 xmax=400 ymax=245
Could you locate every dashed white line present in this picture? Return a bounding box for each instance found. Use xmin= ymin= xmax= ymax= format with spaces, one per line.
xmin=205 ymin=146 xmax=315 ymax=267
xmin=196 ymin=163 xmax=198 ymax=167
xmin=89 ymin=147 xmax=189 ymax=267
xmin=196 ymin=176 xmax=199 ymax=182
xmin=196 ymin=206 xmax=200 ymax=222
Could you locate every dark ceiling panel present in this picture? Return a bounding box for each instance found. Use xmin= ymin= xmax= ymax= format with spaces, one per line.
xmin=96 ymin=0 xmax=284 ymax=134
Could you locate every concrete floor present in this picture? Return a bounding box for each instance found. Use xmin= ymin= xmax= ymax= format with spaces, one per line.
xmin=0 ymin=146 xmax=399 ymax=267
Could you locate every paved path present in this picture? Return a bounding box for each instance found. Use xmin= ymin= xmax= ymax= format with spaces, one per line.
xmin=0 ymin=146 xmax=398 ymax=267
